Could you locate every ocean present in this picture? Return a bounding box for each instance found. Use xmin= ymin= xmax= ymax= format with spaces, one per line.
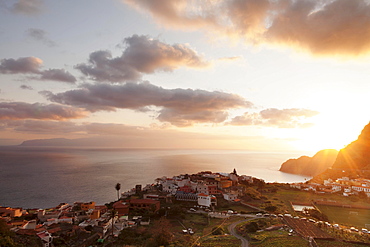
xmin=0 ymin=147 xmax=310 ymax=209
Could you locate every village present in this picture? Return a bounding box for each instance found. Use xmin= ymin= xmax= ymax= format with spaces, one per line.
xmin=0 ymin=169 xmax=256 ymax=246
xmin=291 ymin=176 xmax=370 ymax=197
xmin=2 ymin=169 xmax=370 ymax=247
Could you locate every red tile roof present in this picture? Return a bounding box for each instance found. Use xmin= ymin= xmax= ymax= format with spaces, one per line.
xmin=129 ymin=199 xmax=159 ymax=204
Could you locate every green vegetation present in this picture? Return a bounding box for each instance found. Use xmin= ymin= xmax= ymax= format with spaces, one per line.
xmin=315 ymin=239 xmax=370 ymax=247
xmin=305 ymin=208 xmax=329 ymax=221
xmin=199 ymin=235 xmax=240 ymax=247
xmin=251 ymin=236 xmax=309 ymax=247
xmin=236 ymin=218 xmax=281 ymax=238
xmin=316 ymin=205 xmax=370 ymax=229
xmin=235 ymin=220 xmax=309 ymax=247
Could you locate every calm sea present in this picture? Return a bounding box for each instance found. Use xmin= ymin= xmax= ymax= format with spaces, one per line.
xmin=0 ymin=147 xmax=309 ymax=209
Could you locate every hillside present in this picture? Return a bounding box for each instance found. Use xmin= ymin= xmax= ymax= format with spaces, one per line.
xmin=311 ymin=122 xmax=370 ymax=183
xmin=332 ymin=122 xmax=370 ymax=171
xmin=279 ymin=149 xmax=338 ymax=177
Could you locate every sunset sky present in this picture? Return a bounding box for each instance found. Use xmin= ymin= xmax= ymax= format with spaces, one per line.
xmin=1 ymin=0 xmax=370 ymax=152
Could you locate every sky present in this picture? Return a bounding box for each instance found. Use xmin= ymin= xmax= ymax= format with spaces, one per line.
xmin=0 ymin=0 xmax=370 ymax=153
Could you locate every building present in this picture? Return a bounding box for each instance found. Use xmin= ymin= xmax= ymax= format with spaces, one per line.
xmin=80 ymin=202 xmax=95 ymax=211
xmin=220 ymin=179 xmax=233 ymax=188
xmin=129 ymin=199 xmax=160 ymax=212
xmin=161 ymin=179 xmax=178 ymax=195
xmin=196 ymin=182 xmax=209 ymax=194
xmin=37 ymin=210 xmax=61 ymax=222
xmin=0 ymin=206 xmax=22 ymax=217
xmin=37 ymin=231 xmax=53 ymax=247
xmin=175 ymin=191 xmax=198 ymax=202
xmin=223 ymin=193 xmax=238 ymax=201
xmin=113 ymin=201 xmax=130 ymax=216
xmin=197 ymin=193 xmax=217 ymax=207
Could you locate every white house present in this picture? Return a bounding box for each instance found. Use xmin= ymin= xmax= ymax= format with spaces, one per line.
xmin=352 ymin=185 xmax=370 ymax=197
xmin=37 ymin=231 xmax=53 ymax=247
xmin=162 ymin=180 xmax=178 ymax=195
xmin=223 ymin=193 xmax=238 ymax=201
xmin=196 ymin=182 xmax=209 ymax=195
xmin=197 ymin=193 xmax=216 ymax=207
xmin=176 ymin=178 xmax=190 ymax=187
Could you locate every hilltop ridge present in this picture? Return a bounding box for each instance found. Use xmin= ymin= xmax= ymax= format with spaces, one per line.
xmin=332 ymin=122 xmax=370 ymax=171
xmin=279 ymin=149 xmax=338 ymax=177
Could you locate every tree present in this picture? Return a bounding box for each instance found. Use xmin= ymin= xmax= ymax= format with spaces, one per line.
xmin=212 ymin=226 xmax=224 ymax=235
xmin=244 ymin=221 xmax=259 ymax=233
xmin=115 ymin=183 xmax=121 ymax=200
xmin=265 ymin=205 xmax=277 ymax=212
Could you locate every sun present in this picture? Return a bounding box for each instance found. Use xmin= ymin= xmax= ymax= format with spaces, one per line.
xmin=292 ymin=116 xmax=364 ymax=153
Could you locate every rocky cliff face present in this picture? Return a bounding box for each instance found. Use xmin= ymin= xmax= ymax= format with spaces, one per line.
xmin=279 ymin=149 xmax=338 ymax=177
xmin=332 ymin=122 xmax=370 ymax=171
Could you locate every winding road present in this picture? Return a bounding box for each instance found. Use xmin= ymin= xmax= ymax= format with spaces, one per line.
xmin=228 ymin=217 xmax=256 ymax=247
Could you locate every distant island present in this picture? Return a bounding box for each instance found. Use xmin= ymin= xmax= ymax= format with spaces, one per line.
xmin=20 ymin=138 xmax=79 ymax=147
xmin=279 ymin=149 xmax=338 ymax=177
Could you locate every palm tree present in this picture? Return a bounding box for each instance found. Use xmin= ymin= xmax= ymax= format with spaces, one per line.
xmin=115 ymin=183 xmax=121 ymax=200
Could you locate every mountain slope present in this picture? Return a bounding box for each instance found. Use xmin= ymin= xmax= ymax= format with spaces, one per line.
xmin=332 ymin=122 xmax=370 ymax=171
xmin=279 ymin=149 xmax=338 ymax=176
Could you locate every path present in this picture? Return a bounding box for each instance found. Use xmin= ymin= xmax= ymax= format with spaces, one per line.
xmin=228 ymin=218 xmax=256 ymax=247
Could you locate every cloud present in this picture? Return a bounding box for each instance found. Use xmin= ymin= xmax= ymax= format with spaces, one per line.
xmin=124 ymin=0 xmax=370 ymax=56
xmin=0 ymin=102 xmax=87 ymax=120
xmin=0 ymin=57 xmax=76 ymax=83
xmin=0 ymin=57 xmax=42 ymax=74
xmin=228 ymin=108 xmax=319 ymax=128
xmin=218 ymin=56 xmax=243 ymax=61
xmin=11 ymin=0 xmax=44 ymax=16
xmin=2 ymin=119 xmax=82 ymax=133
xmin=123 ymin=0 xmax=219 ymax=30
xmin=20 ymin=85 xmax=33 ymax=90
xmin=39 ymin=69 xmax=76 ymax=83
xmin=41 ymin=82 xmax=252 ymax=126
xmin=75 ymin=34 xmax=210 ymax=82
xmin=26 ymin=28 xmax=56 ymax=47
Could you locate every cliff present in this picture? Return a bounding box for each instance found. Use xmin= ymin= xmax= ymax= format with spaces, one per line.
xmin=279 ymin=149 xmax=338 ymax=177
xmin=332 ymin=122 xmax=370 ymax=171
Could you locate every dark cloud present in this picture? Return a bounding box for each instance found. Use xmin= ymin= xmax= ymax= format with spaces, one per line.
xmin=39 ymin=69 xmax=76 ymax=83
xmin=124 ymin=0 xmax=370 ymax=56
xmin=11 ymin=0 xmax=44 ymax=16
xmin=0 ymin=102 xmax=87 ymax=120
xmin=0 ymin=57 xmax=76 ymax=83
xmin=228 ymin=108 xmax=319 ymax=128
xmin=41 ymin=82 xmax=252 ymax=126
xmin=20 ymin=85 xmax=33 ymax=90
xmin=75 ymin=34 xmax=210 ymax=82
xmin=0 ymin=57 xmax=42 ymax=74
xmin=26 ymin=28 xmax=56 ymax=47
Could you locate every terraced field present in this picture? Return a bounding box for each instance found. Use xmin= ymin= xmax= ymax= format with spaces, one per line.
xmin=283 ymin=217 xmax=332 ymax=239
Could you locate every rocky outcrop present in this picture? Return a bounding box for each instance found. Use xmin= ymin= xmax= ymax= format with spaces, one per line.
xmin=279 ymin=149 xmax=338 ymax=177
